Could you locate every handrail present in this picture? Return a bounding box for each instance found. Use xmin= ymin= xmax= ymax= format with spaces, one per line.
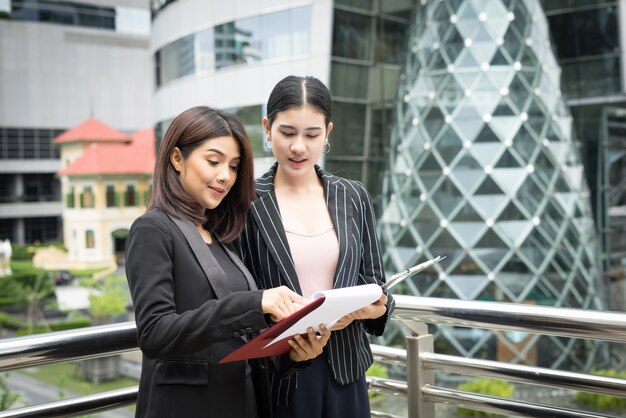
xmin=421 ymin=352 xmax=626 ymax=398
xmin=393 ymin=295 xmax=626 ymax=342
xmin=0 ymin=322 xmax=137 ymax=371
xmin=1 ymin=297 xmax=626 ymax=417
xmin=0 ymin=387 xmax=138 ymax=418
xmin=421 ymin=385 xmax=618 ymax=418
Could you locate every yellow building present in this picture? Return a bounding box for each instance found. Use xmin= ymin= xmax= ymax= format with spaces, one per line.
xmin=54 ymin=118 xmax=154 ymax=268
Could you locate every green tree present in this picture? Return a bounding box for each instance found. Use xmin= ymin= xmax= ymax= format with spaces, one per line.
xmin=87 ymin=276 xmax=128 ymax=325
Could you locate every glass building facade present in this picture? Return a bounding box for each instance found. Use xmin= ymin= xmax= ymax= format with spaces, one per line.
xmin=377 ymin=0 xmax=605 ymax=370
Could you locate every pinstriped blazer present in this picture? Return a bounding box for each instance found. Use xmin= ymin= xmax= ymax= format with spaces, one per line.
xmin=237 ymin=163 xmax=395 ymax=406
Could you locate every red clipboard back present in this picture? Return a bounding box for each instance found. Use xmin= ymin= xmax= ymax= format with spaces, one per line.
xmin=219 ymin=295 xmax=326 ymax=363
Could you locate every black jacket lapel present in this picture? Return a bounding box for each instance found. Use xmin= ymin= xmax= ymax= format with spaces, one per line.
xmin=166 ymin=214 xmax=231 ymax=299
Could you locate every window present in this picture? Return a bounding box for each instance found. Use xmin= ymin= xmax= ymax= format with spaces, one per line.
xmin=85 ymin=230 xmax=95 ymax=249
xmin=66 ymin=187 xmax=75 ymax=208
xmin=124 ymin=184 xmax=137 ymax=207
xmin=106 ymin=185 xmax=117 ymax=207
xmin=81 ymin=186 xmax=94 ymax=208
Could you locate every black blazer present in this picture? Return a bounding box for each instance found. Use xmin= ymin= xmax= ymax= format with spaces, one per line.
xmin=125 ymin=209 xmax=272 ymax=418
xmin=238 ymin=164 xmax=395 ymax=406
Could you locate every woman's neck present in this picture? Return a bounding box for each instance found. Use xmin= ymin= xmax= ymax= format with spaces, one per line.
xmin=274 ymin=165 xmax=321 ymax=193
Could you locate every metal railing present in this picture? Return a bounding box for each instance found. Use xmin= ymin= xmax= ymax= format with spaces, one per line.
xmin=1 ymin=296 xmax=626 ymax=417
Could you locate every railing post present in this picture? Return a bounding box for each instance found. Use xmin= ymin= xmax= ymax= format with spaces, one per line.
xmin=406 ymin=322 xmax=435 ymax=418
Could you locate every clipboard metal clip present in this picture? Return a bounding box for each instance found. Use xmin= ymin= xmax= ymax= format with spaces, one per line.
xmin=382 ymin=255 xmax=446 ymax=290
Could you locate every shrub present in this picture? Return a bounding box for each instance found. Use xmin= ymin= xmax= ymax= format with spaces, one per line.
xmin=576 ymin=370 xmax=626 ymax=410
xmin=457 ymin=378 xmax=514 ymax=417
xmin=365 ymin=363 xmax=389 ymax=399
xmin=14 ymin=317 xmax=92 ymax=336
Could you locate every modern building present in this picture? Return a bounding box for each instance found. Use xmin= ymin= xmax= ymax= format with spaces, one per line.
xmin=149 ymin=0 xmax=413 ymax=179
xmin=55 ymin=117 xmax=154 ymax=268
xmin=0 ymin=0 xmax=152 ymax=245
xmin=378 ymin=0 xmax=604 ymax=370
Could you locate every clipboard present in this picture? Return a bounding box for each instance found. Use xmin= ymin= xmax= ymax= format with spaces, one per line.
xmin=220 ymin=258 xmax=446 ymax=363
xmin=220 ymin=283 xmax=382 ymax=363
xmin=382 ymin=256 xmax=445 ymax=290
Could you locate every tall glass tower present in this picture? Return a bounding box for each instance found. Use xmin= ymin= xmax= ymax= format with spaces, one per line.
xmin=379 ymin=0 xmax=604 ymax=369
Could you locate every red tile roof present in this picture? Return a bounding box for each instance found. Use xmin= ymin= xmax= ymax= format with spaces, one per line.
xmin=53 ymin=117 xmax=131 ymax=144
xmin=58 ymin=127 xmax=155 ymax=176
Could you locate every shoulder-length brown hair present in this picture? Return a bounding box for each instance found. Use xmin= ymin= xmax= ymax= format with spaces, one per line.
xmin=147 ymin=106 xmax=255 ymax=242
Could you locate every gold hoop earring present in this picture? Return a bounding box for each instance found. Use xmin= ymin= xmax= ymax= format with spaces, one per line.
xmin=323 ymin=139 xmax=330 ymax=154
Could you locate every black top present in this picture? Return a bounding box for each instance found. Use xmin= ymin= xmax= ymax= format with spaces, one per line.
xmin=208 ymin=240 xmax=258 ymax=418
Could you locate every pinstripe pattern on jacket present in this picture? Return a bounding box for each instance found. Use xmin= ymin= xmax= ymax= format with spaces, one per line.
xmin=237 ymin=163 xmax=395 ymax=406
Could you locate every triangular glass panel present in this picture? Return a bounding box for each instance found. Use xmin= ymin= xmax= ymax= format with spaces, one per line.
xmin=470 ymin=89 xmax=501 ymax=116
xmin=520 ymin=229 xmax=551 ymax=264
xmin=454 ymin=153 xmax=482 ymax=170
xmin=490 ymin=168 xmax=527 ymax=194
xmin=495 ymin=220 xmax=533 ymax=246
xmin=443 ymin=35 xmax=464 ymax=64
xmin=470 ymin=142 xmax=505 ymax=167
xmin=554 ymin=192 xmax=577 ymax=217
xmin=436 ymin=127 xmax=463 ymax=164
xmin=396 ymin=228 xmax=418 ymax=248
xmin=455 ymin=49 xmax=480 ymax=69
xmin=428 ymin=50 xmax=447 ymax=71
xmin=381 ymin=199 xmax=401 ymax=224
xmin=468 ymin=41 xmax=498 ymax=65
xmin=497 ymin=201 xmax=527 ymax=221
xmin=421 ymin=172 xmax=442 ymax=191
xmin=474 ymin=124 xmax=501 ymax=143
xmin=563 ymin=166 xmax=583 ymax=191
xmin=472 ymin=194 xmax=508 ymax=219
xmin=511 ymin=125 xmax=538 ymax=161
xmin=449 ymin=222 xmax=488 ymax=247
xmin=448 ymin=275 xmax=490 ymax=300
xmin=453 ymin=70 xmax=481 ymax=91
xmin=508 ymin=75 xmax=529 ymax=113
xmin=472 ymin=248 xmax=508 ymax=271
xmin=474 ymin=176 xmax=505 ymax=195
xmin=418 ymin=152 xmax=442 ymax=172
xmin=451 ymin=168 xmax=484 ymax=193
xmin=423 ymin=107 xmax=445 ymax=139
xmin=487 ymin=66 xmax=515 ymax=89
xmin=389 ymin=246 xmax=418 ymax=268
xmin=452 ymin=203 xmax=484 ymax=222
xmin=452 ymin=103 xmax=483 ymax=140
xmin=489 ymin=116 xmax=522 ymax=143
xmin=492 ymin=100 xmax=518 ymax=117
xmin=490 ymin=48 xmax=512 ymax=66
xmin=494 ymin=149 xmax=523 ymax=168
xmin=495 ymin=271 xmax=533 ymax=300
xmin=432 ymin=178 xmax=464 ymax=217
xmin=431 ymin=228 xmax=463 ymax=251
xmin=547 ymin=141 xmax=569 ymax=165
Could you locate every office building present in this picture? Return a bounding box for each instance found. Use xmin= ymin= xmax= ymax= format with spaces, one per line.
xmin=0 ymin=0 xmax=152 ymax=244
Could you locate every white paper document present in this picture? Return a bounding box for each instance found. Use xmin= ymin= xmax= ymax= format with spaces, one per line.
xmin=267 ymin=283 xmax=382 ymax=347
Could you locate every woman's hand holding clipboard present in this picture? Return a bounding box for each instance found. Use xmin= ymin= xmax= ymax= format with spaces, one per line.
xmin=382 ymin=256 xmax=446 ymax=291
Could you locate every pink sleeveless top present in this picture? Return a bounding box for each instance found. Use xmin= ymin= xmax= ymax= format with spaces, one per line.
xmin=285 ymin=226 xmax=339 ymax=299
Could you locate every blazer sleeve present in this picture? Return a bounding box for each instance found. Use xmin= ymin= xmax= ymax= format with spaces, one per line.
xmin=126 ymin=215 xmax=267 ymax=359
xmin=355 ymin=181 xmax=396 ymax=336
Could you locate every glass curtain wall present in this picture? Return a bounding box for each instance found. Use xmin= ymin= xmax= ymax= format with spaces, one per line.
xmin=327 ymin=0 xmax=413 ymax=199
